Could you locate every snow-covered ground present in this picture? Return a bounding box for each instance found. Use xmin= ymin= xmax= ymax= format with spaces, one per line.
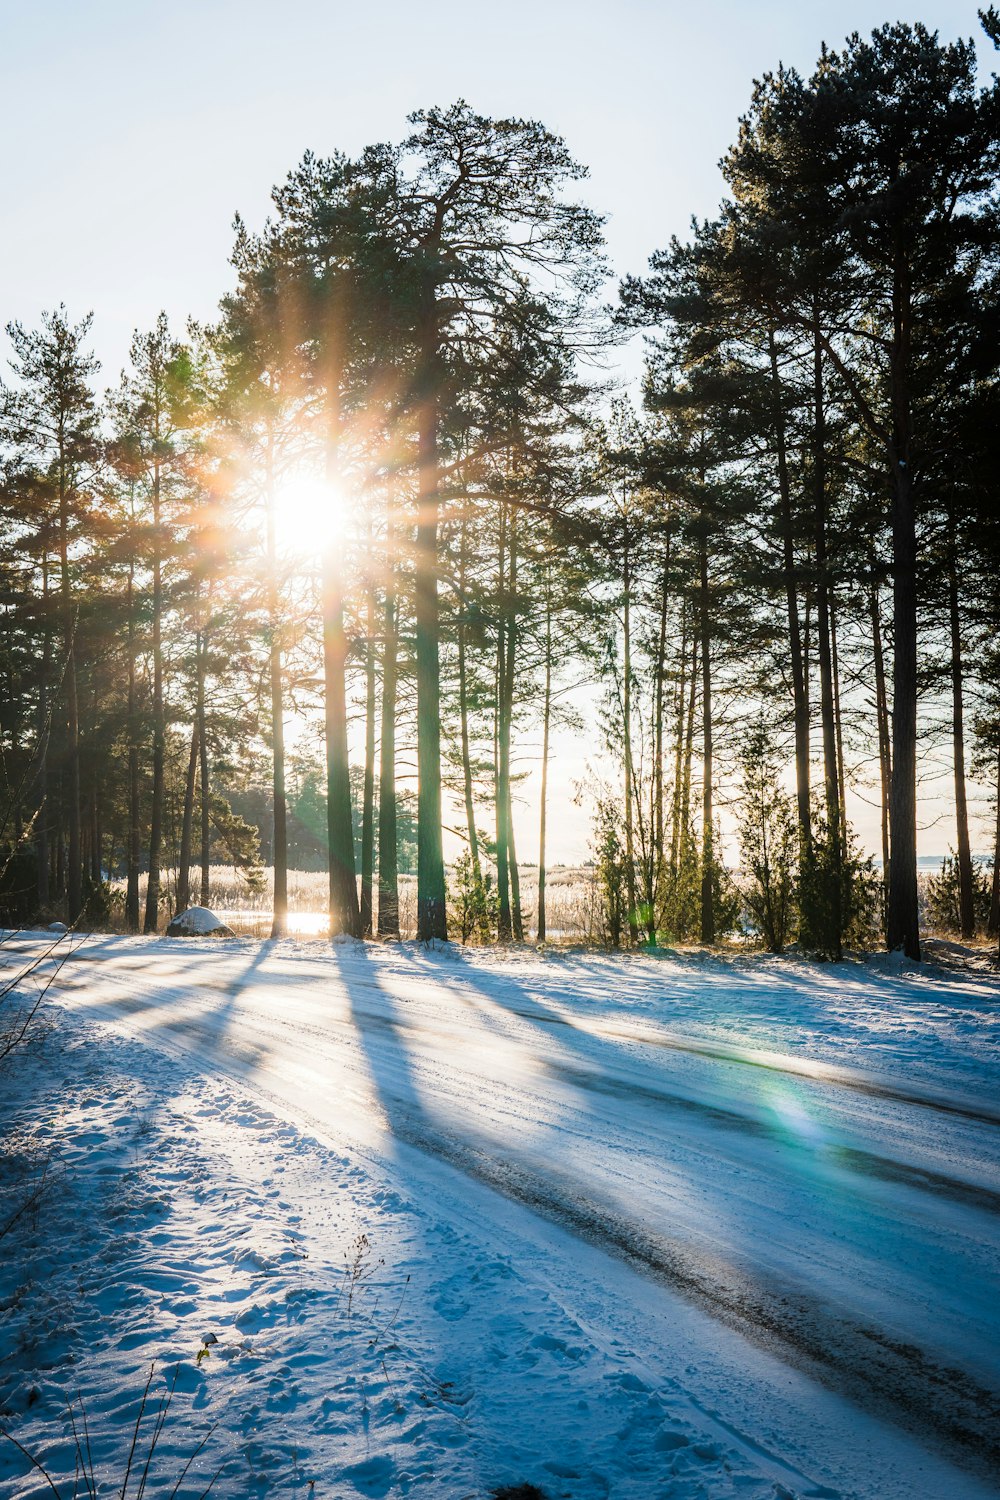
xmin=1 ymin=933 xmax=998 ymax=1499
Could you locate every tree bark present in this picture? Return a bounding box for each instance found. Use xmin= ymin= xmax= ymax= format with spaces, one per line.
xmin=143 ymin=438 xmax=164 ymax=934
xmin=36 ymin=547 xmax=51 ymax=911
xmin=414 ymin=304 xmax=447 ymax=940
xmin=537 ymin=570 xmax=552 ymax=943
xmin=323 ymin=557 xmax=360 ymax=937
xmin=198 ymin=633 xmax=210 ymax=906
xmin=264 ymin=438 xmax=288 ymax=939
xmin=622 ymin=513 xmax=639 ymax=945
xmin=360 ymin=544 xmax=377 ymax=938
xmin=495 ymin=504 xmax=512 ymax=942
xmin=769 ymin=325 xmax=811 ymax=848
xmin=990 ymin=743 xmax=1000 ymax=941
xmin=177 ymin=715 xmax=199 ymax=914
xmin=376 ymin=507 xmax=400 ymax=939
xmin=813 ymin=311 xmax=843 ymax=958
xmin=699 ymin=532 xmax=715 ymax=945
xmin=870 ymin=583 xmax=892 ymax=909
xmin=456 ymin=514 xmax=489 ymax=940
xmin=57 ymin=430 xmax=82 ymax=923
xmin=125 ymin=541 xmax=140 ymax=932
xmin=948 ymin=541 xmax=975 ymax=938
xmin=885 ymin=258 xmax=920 ymax=961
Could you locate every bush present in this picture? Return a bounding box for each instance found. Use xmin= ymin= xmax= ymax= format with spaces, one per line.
xmin=924 ymin=852 xmax=992 ymax=935
xmin=798 ymin=809 xmax=880 ymax=959
xmin=449 ymin=849 xmax=499 ymax=943
xmin=737 ymin=723 xmax=797 ymax=953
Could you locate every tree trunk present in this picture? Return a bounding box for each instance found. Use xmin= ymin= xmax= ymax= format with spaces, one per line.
xmin=58 ymin=443 xmax=82 ymax=923
xmin=177 ymin=715 xmax=199 ymax=914
xmin=813 ymin=311 xmax=843 ymax=959
xmin=537 ymin=571 xmax=552 ymax=944
xmin=652 ymin=544 xmax=670 ymax=930
xmin=360 ymin=554 xmax=377 ymax=938
xmin=125 ymin=545 xmax=140 ymax=932
xmin=669 ymin=605 xmax=689 ymax=881
xmin=323 ymin=557 xmax=360 ymax=937
xmin=885 ymin=262 xmax=920 ymax=961
xmin=769 ymin=325 xmax=811 ymax=848
xmin=699 ymin=533 xmax=715 ymax=945
xmin=495 ymin=506 xmax=513 ymax=942
xmin=831 ymin=593 xmax=847 ymax=845
xmin=414 ymin=306 xmax=447 ymax=940
xmin=265 ymin=440 xmax=288 ymax=939
xmin=870 ymin=583 xmax=891 ymax=909
xmin=36 ymin=549 xmax=51 ymax=911
xmin=376 ymin=510 xmax=400 ymax=939
xmin=143 ymin=450 xmax=164 ymax=934
xmin=948 ymin=542 xmax=975 ymax=938
xmin=198 ymin=635 xmax=210 ymax=907
xmin=989 ymin=743 xmax=1000 ymax=941
xmin=623 ymin=518 xmax=639 ymax=946
xmin=457 ymin=517 xmax=487 ymax=938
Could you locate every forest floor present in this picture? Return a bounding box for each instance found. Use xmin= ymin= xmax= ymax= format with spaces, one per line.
xmin=1 ymin=934 xmax=998 ymax=1499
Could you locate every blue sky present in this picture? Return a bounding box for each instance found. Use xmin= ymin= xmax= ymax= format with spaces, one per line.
xmin=1 ymin=0 xmax=990 ymax=862
xmin=2 ymin=1 xmax=989 ymax=376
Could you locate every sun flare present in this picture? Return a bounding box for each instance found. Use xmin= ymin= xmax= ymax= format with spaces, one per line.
xmin=274 ymin=473 xmax=348 ymax=552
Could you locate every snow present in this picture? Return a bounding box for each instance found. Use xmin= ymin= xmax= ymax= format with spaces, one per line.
xmin=2 ymin=933 xmax=999 ymax=1498
xmin=165 ymin=906 xmax=234 ymax=937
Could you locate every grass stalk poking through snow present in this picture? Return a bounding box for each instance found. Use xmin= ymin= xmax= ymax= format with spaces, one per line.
xmin=0 ymin=1362 xmax=224 ymax=1499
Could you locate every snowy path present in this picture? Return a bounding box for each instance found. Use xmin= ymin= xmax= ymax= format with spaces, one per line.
xmin=4 ymin=933 xmax=999 ymax=1498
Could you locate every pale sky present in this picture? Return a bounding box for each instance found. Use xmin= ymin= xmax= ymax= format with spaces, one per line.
xmin=2 ymin=0 xmax=992 ymax=864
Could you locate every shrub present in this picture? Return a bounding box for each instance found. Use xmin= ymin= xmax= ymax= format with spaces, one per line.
xmin=924 ymin=852 xmax=992 ymax=935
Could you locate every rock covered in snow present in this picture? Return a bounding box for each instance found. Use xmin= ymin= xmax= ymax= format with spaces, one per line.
xmin=165 ymin=905 xmax=234 ymax=938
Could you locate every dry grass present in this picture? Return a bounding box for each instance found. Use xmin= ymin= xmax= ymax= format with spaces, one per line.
xmin=111 ymin=865 xmax=598 ymax=943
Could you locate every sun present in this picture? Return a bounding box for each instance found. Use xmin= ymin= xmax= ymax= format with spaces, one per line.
xmin=273 ymin=472 xmax=348 ymax=553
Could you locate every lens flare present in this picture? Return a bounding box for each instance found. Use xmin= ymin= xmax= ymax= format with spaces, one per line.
xmin=274 ymin=473 xmax=347 ymax=552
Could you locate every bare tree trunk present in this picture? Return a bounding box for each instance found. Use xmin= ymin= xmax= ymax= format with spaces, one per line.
xmin=323 ymin=559 xmax=360 ymax=937
xmin=198 ymin=634 xmax=210 ymax=907
xmin=143 ymin=447 xmax=164 ymax=934
xmin=377 ymin=508 xmax=400 ymax=939
xmin=58 ymin=446 xmax=82 ymax=922
xmin=769 ymin=325 xmax=811 ymax=848
xmin=699 ymin=535 xmax=715 ymax=946
xmin=831 ymin=593 xmax=847 ymax=840
xmin=669 ymin=605 xmax=689 ymax=881
xmin=495 ymin=504 xmax=512 ymax=941
xmin=125 ymin=545 xmax=140 ymax=931
xmin=36 ymin=549 xmax=51 ymax=911
xmin=623 ymin=518 xmax=639 ymax=946
xmin=323 ymin=403 xmax=361 ymax=939
xmin=264 ymin=439 xmax=288 ymax=939
xmin=652 ymin=545 xmax=670 ymax=923
xmin=871 ymin=583 xmax=891 ymax=911
xmin=813 ymin=312 xmax=843 ymax=959
xmin=990 ymin=743 xmax=1000 ymax=941
xmin=360 ymin=545 xmax=377 ymax=938
xmin=537 ymin=574 xmax=552 ymax=944
xmin=885 ymin=259 xmax=920 ymax=961
xmin=177 ymin=715 xmax=199 ymax=913
xmin=457 ymin=516 xmax=487 ymax=939
xmin=414 ymin=306 xmax=447 ymax=940
xmin=508 ymin=783 xmax=524 ymax=942
xmin=948 ymin=543 xmax=975 ymax=938
xmin=505 ymin=515 xmax=523 ymax=942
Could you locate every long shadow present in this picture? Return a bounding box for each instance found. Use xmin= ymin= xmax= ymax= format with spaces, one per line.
xmin=400 ymin=946 xmax=1000 ymax=1478
xmin=38 ymin=933 xmax=275 ymax=1078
